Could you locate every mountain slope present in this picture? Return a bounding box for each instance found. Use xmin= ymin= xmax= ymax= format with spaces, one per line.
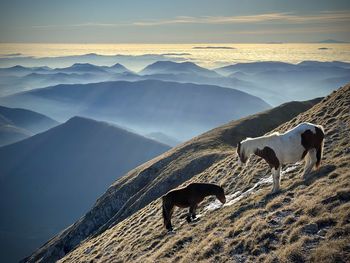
xmin=0 ymin=122 xmax=31 ymax=146
xmin=23 ymin=97 xmax=321 ymax=263
xmin=0 ymin=105 xmax=59 ymax=146
xmin=0 ymin=116 xmax=170 ymax=263
xmin=57 ymin=84 xmax=350 ymax=263
xmin=0 ymin=80 xmax=271 ymax=141
xmin=0 ymin=105 xmax=58 ymax=133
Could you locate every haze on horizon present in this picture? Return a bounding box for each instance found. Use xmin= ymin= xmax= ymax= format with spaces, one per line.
xmin=1 ymin=0 xmax=350 ymax=44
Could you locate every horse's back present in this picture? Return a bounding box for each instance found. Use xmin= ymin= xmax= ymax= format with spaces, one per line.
xmin=287 ymin=122 xmax=323 ymax=135
xmin=186 ymin=183 xmax=211 ymax=190
xmin=164 ymin=187 xmax=192 ymax=207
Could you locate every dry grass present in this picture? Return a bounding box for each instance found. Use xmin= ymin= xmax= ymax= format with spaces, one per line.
xmin=310 ymin=238 xmax=350 ymax=263
xmin=274 ymin=237 xmax=311 ymax=263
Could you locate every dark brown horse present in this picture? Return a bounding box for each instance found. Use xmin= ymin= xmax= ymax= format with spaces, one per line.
xmin=162 ymin=183 xmax=226 ymax=231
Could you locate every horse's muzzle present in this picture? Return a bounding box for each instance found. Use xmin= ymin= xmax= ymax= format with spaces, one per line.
xmin=220 ymin=197 xmax=226 ymax=204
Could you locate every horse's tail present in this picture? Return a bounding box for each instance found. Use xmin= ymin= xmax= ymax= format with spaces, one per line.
xmin=315 ymin=125 xmax=325 ymax=169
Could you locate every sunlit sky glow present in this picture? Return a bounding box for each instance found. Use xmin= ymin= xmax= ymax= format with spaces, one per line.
xmin=0 ymin=0 xmax=350 ymax=43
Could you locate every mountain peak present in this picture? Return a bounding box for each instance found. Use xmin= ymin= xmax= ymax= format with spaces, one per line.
xmin=111 ymin=63 xmax=126 ymax=68
xmin=140 ymin=60 xmax=219 ymax=77
xmin=64 ymin=116 xmax=119 ymax=130
xmin=70 ymin=63 xmax=97 ymax=68
xmin=10 ymin=65 xmax=28 ymax=70
xmin=107 ymin=63 xmax=131 ymax=73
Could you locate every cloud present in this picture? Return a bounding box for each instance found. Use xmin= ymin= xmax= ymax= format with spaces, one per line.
xmin=133 ymin=11 xmax=350 ymax=26
xmin=31 ymin=10 xmax=350 ymax=29
xmin=230 ymin=26 xmax=350 ymax=35
xmin=31 ymin=22 xmax=128 ymax=29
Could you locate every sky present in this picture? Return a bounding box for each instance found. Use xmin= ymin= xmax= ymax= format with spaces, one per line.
xmin=0 ymin=0 xmax=350 ymax=43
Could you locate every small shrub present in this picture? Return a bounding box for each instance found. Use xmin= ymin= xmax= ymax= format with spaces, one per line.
xmin=289 ymin=228 xmax=302 ymax=243
xmin=310 ymin=238 xmax=350 ymax=263
xmin=266 ymin=196 xmax=285 ymax=211
xmin=314 ymin=214 xmax=336 ymax=229
xmin=277 ymin=240 xmax=306 ymax=263
xmin=284 ymin=215 xmax=297 ymax=225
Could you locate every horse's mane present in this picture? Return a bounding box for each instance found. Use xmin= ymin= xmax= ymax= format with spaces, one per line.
xmin=242 ymin=131 xmax=280 ymax=143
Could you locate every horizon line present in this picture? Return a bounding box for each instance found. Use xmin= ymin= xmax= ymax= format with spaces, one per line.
xmin=0 ymin=41 xmax=349 ymax=45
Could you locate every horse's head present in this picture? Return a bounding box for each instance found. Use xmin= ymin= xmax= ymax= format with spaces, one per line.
xmin=216 ymin=187 xmax=226 ymax=204
xmin=237 ymin=141 xmax=248 ymax=164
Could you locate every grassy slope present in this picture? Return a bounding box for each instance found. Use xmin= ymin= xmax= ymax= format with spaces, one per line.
xmin=24 ymin=97 xmax=321 ymax=262
xmin=60 ymin=85 xmax=349 ymax=263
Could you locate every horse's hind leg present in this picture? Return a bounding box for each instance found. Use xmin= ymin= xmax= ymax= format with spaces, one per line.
xmin=303 ymin=149 xmax=317 ymax=179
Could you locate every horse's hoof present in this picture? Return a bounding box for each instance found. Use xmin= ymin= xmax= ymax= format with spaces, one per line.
xmin=303 ymin=174 xmax=310 ymax=180
xmin=186 ymin=216 xmax=192 ymax=223
xmin=189 ymin=218 xmax=200 ymax=224
xmin=269 ymin=190 xmax=280 ymax=197
xmin=167 ymin=229 xmax=176 ymax=235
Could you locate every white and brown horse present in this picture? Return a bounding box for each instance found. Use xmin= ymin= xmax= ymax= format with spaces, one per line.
xmin=237 ymin=122 xmax=325 ymax=193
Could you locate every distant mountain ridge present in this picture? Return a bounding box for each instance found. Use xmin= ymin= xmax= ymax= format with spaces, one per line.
xmin=0 ymin=53 xmax=182 ymax=70
xmin=0 ymin=63 xmax=134 ymax=96
xmin=0 ymin=105 xmax=58 ymax=146
xmin=214 ymin=60 xmax=350 ymax=105
xmin=0 ymin=105 xmax=58 ymax=133
xmin=317 ymin=39 xmax=347 ymax=43
xmin=0 ymin=79 xmax=271 ymax=141
xmin=2 ymin=60 xmax=348 ymax=106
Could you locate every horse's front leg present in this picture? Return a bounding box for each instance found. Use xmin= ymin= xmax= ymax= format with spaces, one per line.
xmin=190 ymin=204 xmax=198 ymax=220
xmin=186 ymin=204 xmax=197 ymax=223
xmin=165 ymin=205 xmax=174 ymax=231
xmin=271 ymin=166 xmax=281 ymax=193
